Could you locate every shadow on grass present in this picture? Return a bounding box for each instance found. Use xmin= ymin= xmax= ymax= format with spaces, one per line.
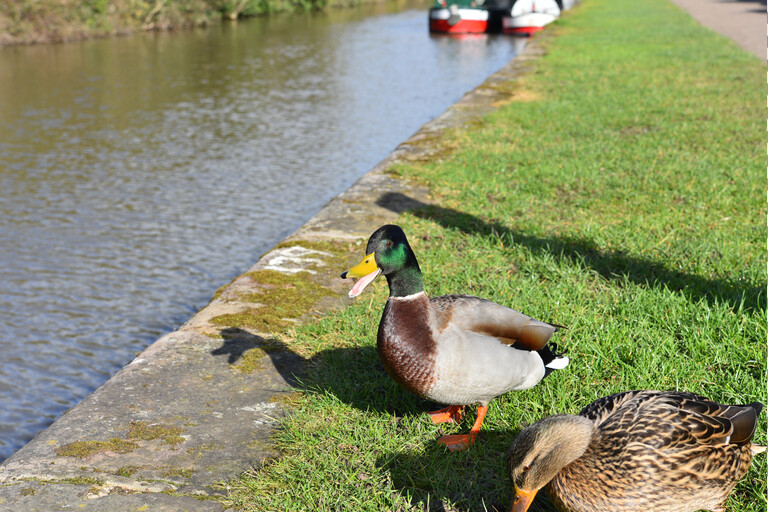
xmin=210 ymin=329 xmax=564 ymax=510
xmin=377 ymin=431 xmax=559 ymax=512
xmin=309 ymin=344 xmax=440 ymax=416
xmin=306 ymin=342 xmax=559 ymax=511
xmin=376 ymin=192 xmax=765 ymax=313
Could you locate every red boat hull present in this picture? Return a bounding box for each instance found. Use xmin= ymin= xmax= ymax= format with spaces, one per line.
xmin=502 ymin=2 xmax=559 ymax=36
xmin=502 ymin=25 xmax=545 ymax=35
xmin=429 ymin=8 xmax=489 ymax=34
xmin=430 ymin=19 xmax=489 ymax=33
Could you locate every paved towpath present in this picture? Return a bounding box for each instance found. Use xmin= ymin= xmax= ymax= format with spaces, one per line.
xmin=669 ymin=0 xmax=765 ymax=59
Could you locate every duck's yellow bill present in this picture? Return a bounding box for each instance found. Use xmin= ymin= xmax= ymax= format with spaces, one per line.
xmin=510 ymin=485 xmax=538 ymax=512
xmin=342 ymin=252 xmax=378 ymax=278
xmin=341 ymin=252 xmax=382 ymax=298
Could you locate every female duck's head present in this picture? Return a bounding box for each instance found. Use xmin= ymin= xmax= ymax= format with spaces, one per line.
xmin=341 ymin=225 xmax=423 ymax=298
xmin=507 ymin=414 xmax=594 ymax=512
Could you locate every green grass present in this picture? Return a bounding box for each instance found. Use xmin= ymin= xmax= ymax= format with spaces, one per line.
xmin=223 ymin=0 xmax=766 ymax=510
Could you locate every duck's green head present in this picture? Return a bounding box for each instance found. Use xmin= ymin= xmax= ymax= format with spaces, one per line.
xmin=506 ymin=414 xmax=594 ymax=512
xmin=341 ymin=225 xmax=423 ymax=298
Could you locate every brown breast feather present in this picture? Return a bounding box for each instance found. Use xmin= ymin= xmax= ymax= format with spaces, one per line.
xmin=376 ymin=295 xmax=437 ymax=397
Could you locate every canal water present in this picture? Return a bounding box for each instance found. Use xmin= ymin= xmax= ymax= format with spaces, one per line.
xmin=0 ymin=2 xmax=526 ymax=461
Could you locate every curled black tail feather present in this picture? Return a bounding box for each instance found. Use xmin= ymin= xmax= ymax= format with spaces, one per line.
xmin=539 ymin=342 xmax=569 ymax=378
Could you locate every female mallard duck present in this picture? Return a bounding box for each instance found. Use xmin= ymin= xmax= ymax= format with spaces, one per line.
xmin=341 ymin=224 xmax=568 ymax=451
xmin=507 ymin=390 xmax=766 ymax=512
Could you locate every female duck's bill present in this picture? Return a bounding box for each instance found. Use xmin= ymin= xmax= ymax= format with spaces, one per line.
xmin=340 ymin=252 xmax=382 ymax=298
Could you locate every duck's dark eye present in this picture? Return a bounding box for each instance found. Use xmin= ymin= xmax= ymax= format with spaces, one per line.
xmin=385 ymin=240 xmax=393 ymax=247
xmin=522 ymin=465 xmax=531 ymax=472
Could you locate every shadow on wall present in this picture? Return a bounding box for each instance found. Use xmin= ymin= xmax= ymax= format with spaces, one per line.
xmin=375 ymin=192 xmax=765 ymax=314
xmin=212 ymin=327 xmax=305 ymax=387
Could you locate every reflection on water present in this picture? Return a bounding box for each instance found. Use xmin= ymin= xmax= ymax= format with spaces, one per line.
xmin=0 ymin=3 xmax=525 ymax=461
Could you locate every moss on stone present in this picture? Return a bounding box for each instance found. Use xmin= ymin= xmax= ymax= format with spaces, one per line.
xmin=269 ymin=391 xmax=304 ymax=406
xmin=211 ymin=281 xmax=231 ymax=302
xmin=55 ymin=438 xmax=138 ymax=458
xmin=273 ymin=239 xmax=351 ymax=260
xmin=210 ymin=308 xmax=270 ymax=331
xmin=19 ymin=487 xmax=35 ymax=496
xmin=246 ymin=438 xmax=274 ymax=453
xmin=211 ymin=269 xmax=337 ymax=332
xmin=208 ymin=239 xmax=357 ymax=335
xmin=126 ymin=421 xmax=186 ymax=446
xmin=160 ymin=466 xmax=195 ymax=479
xmin=113 ymin=466 xmax=141 ymax=477
xmin=160 ymin=489 xmax=224 ymax=502
xmin=187 ymin=442 xmax=223 ymax=459
xmin=232 ymin=348 xmax=267 ymax=373
xmin=56 ymin=476 xmax=104 ymax=486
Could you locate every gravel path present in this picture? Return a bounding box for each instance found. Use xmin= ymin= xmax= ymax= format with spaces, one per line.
xmin=669 ymin=0 xmax=765 ymax=59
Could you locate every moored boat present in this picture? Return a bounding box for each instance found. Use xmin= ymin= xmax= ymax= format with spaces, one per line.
xmin=429 ymin=0 xmax=490 ymax=34
xmin=501 ymin=0 xmax=560 ymax=36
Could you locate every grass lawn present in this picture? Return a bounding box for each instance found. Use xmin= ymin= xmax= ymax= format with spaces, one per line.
xmin=223 ymin=0 xmax=766 ymax=509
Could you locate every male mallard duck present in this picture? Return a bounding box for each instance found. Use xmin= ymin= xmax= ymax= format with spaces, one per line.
xmin=341 ymin=224 xmax=568 ymax=451
xmin=507 ymin=390 xmax=766 ymax=512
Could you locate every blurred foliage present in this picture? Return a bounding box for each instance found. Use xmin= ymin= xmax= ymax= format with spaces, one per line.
xmin=0 ymin=0 xmax=378 ymax=45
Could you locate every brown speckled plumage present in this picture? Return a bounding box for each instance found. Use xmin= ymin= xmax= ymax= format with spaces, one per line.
xmin=507 ymin=390 xmax=765 ymax=512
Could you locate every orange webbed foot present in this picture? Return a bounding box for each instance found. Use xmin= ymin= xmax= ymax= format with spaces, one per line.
xmin=428 ymin=405 xmax=465 ymax=424
xmin=437 ymin=433 xmax=477 ymax=452
xmin=436 ymin=404 xmax=488 ymax=452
